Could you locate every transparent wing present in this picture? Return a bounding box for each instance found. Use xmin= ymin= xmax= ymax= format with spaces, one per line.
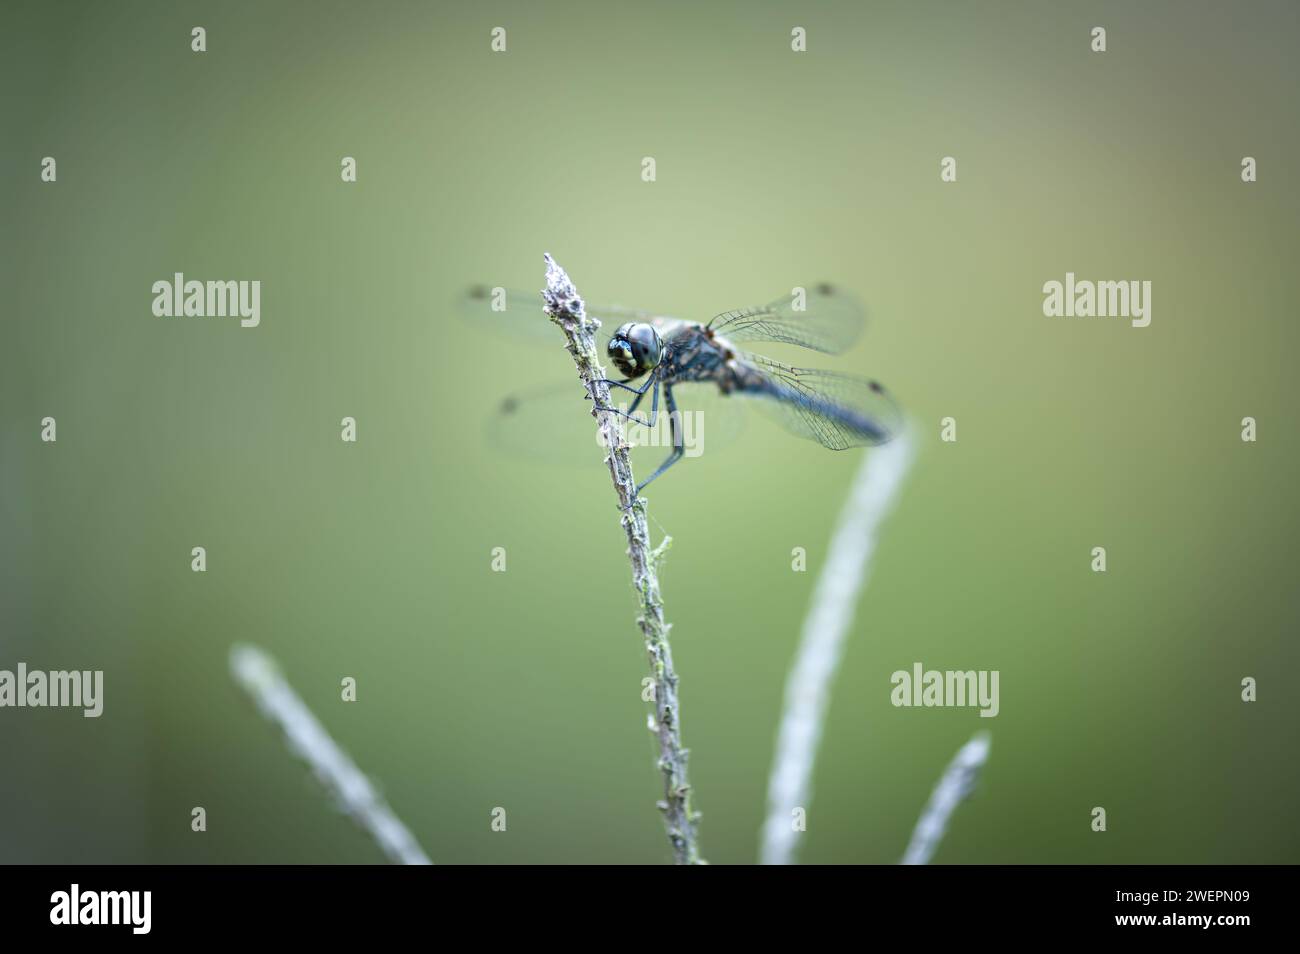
xmin=706 ymin=283 xmax=865 ymax=355
xmin=735 ymin=352 xmax=900 ymax=450
xmin=488 ymin=381 xmax=607 ymax=465
xmin=487 ymin=379 xmax=745 ymax=466
xmin=458 ymin=284 xmax=670 ymax=347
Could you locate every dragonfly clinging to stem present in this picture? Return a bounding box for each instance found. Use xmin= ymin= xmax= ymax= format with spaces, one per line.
xmin=461 ymin=281 xmax=901 ymax=493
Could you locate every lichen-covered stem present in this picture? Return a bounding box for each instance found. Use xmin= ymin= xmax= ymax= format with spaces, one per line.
xmin=541 ymin=254 xmax=704 ymax=865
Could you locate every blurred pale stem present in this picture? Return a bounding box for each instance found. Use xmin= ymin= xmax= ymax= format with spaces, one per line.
xmin=761 ymin=433 xmax=914 ymax=865
xmin=901 ymin=732 xmax=991 ymax=865
xmin=541 ymin=254 xmax=704 ymax=865
xmin=229 ymin=643 xmax=432 ymax=865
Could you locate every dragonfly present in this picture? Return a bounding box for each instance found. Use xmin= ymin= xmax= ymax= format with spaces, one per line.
xmin=460 ymin=282 xmax=901 ymax=493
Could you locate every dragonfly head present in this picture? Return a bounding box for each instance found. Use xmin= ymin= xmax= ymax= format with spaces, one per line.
xmin=607 ymin=322 xmax=663 ymax=379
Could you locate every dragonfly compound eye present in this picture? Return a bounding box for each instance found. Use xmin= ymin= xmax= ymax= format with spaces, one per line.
xmin=608 ymin=322 xmax=663 ymax=378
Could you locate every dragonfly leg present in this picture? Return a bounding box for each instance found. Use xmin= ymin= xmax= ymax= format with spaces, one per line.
xmin=635 ymin=385 xmax=683 ymax=494
xmin=596 ymin=377 xmax=654 ymax=396
xmin=595 ymin=377 xmax=659 ymax=428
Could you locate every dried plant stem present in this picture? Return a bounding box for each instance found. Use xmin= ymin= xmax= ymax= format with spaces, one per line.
xmin=761 ymin=434 xmax=914 ymax=864
xmin=541 ymin=253 xmax=703 ymax=865
xmin=901 ymin=731 xmax=991 ymax=865
xmin=230 ymin=644 xmax=432 ymax=865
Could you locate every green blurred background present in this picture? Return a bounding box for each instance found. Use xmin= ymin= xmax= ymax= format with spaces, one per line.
xmin=2 ymin=0 xmax=1296 ymax=864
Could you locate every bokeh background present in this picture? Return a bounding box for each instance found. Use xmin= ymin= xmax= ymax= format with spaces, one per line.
xmin=2 ymin=0 xmax=1296 ymax=864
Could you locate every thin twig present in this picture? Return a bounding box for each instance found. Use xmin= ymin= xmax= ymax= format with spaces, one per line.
xmin=541 ymin=253 xmax=704 ymax=865
xmin=230 ymin=643 xmax=432 ymax=865
xmin=760 ymin=433 xmax=914 ymax=865
xmin=901 ymin=731 xmax=991 ymax=865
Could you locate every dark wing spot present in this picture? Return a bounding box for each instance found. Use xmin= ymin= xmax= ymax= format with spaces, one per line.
xmin=500 ymin=395 xmax=519 ymax=414
xmin=468 ymin=285 xmax=488 ymax=300
xmin=816 ymin=282 xmax=836 ymax=296
xmin=868 ymin=380 xmax=883 ymax=394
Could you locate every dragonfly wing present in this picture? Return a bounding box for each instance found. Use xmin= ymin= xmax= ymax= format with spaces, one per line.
xmin=735 ymin=353 xmax=900 ymax=450
xmin=458 ymin=285 xmax=556 ymax=345
xmin=487 ymin=379 xmax=745 ymax=466
xmin=706 ymin=284 xmax=865 ymax=355
xmin=656 ymin=380 xmax=747 ymax=458
xmin=488 ymin=381 xmax=608 ymax=465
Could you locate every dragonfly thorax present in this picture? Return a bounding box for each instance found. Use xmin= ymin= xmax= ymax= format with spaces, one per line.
xmin=607 ymin=322 xmax=663 ymax=379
